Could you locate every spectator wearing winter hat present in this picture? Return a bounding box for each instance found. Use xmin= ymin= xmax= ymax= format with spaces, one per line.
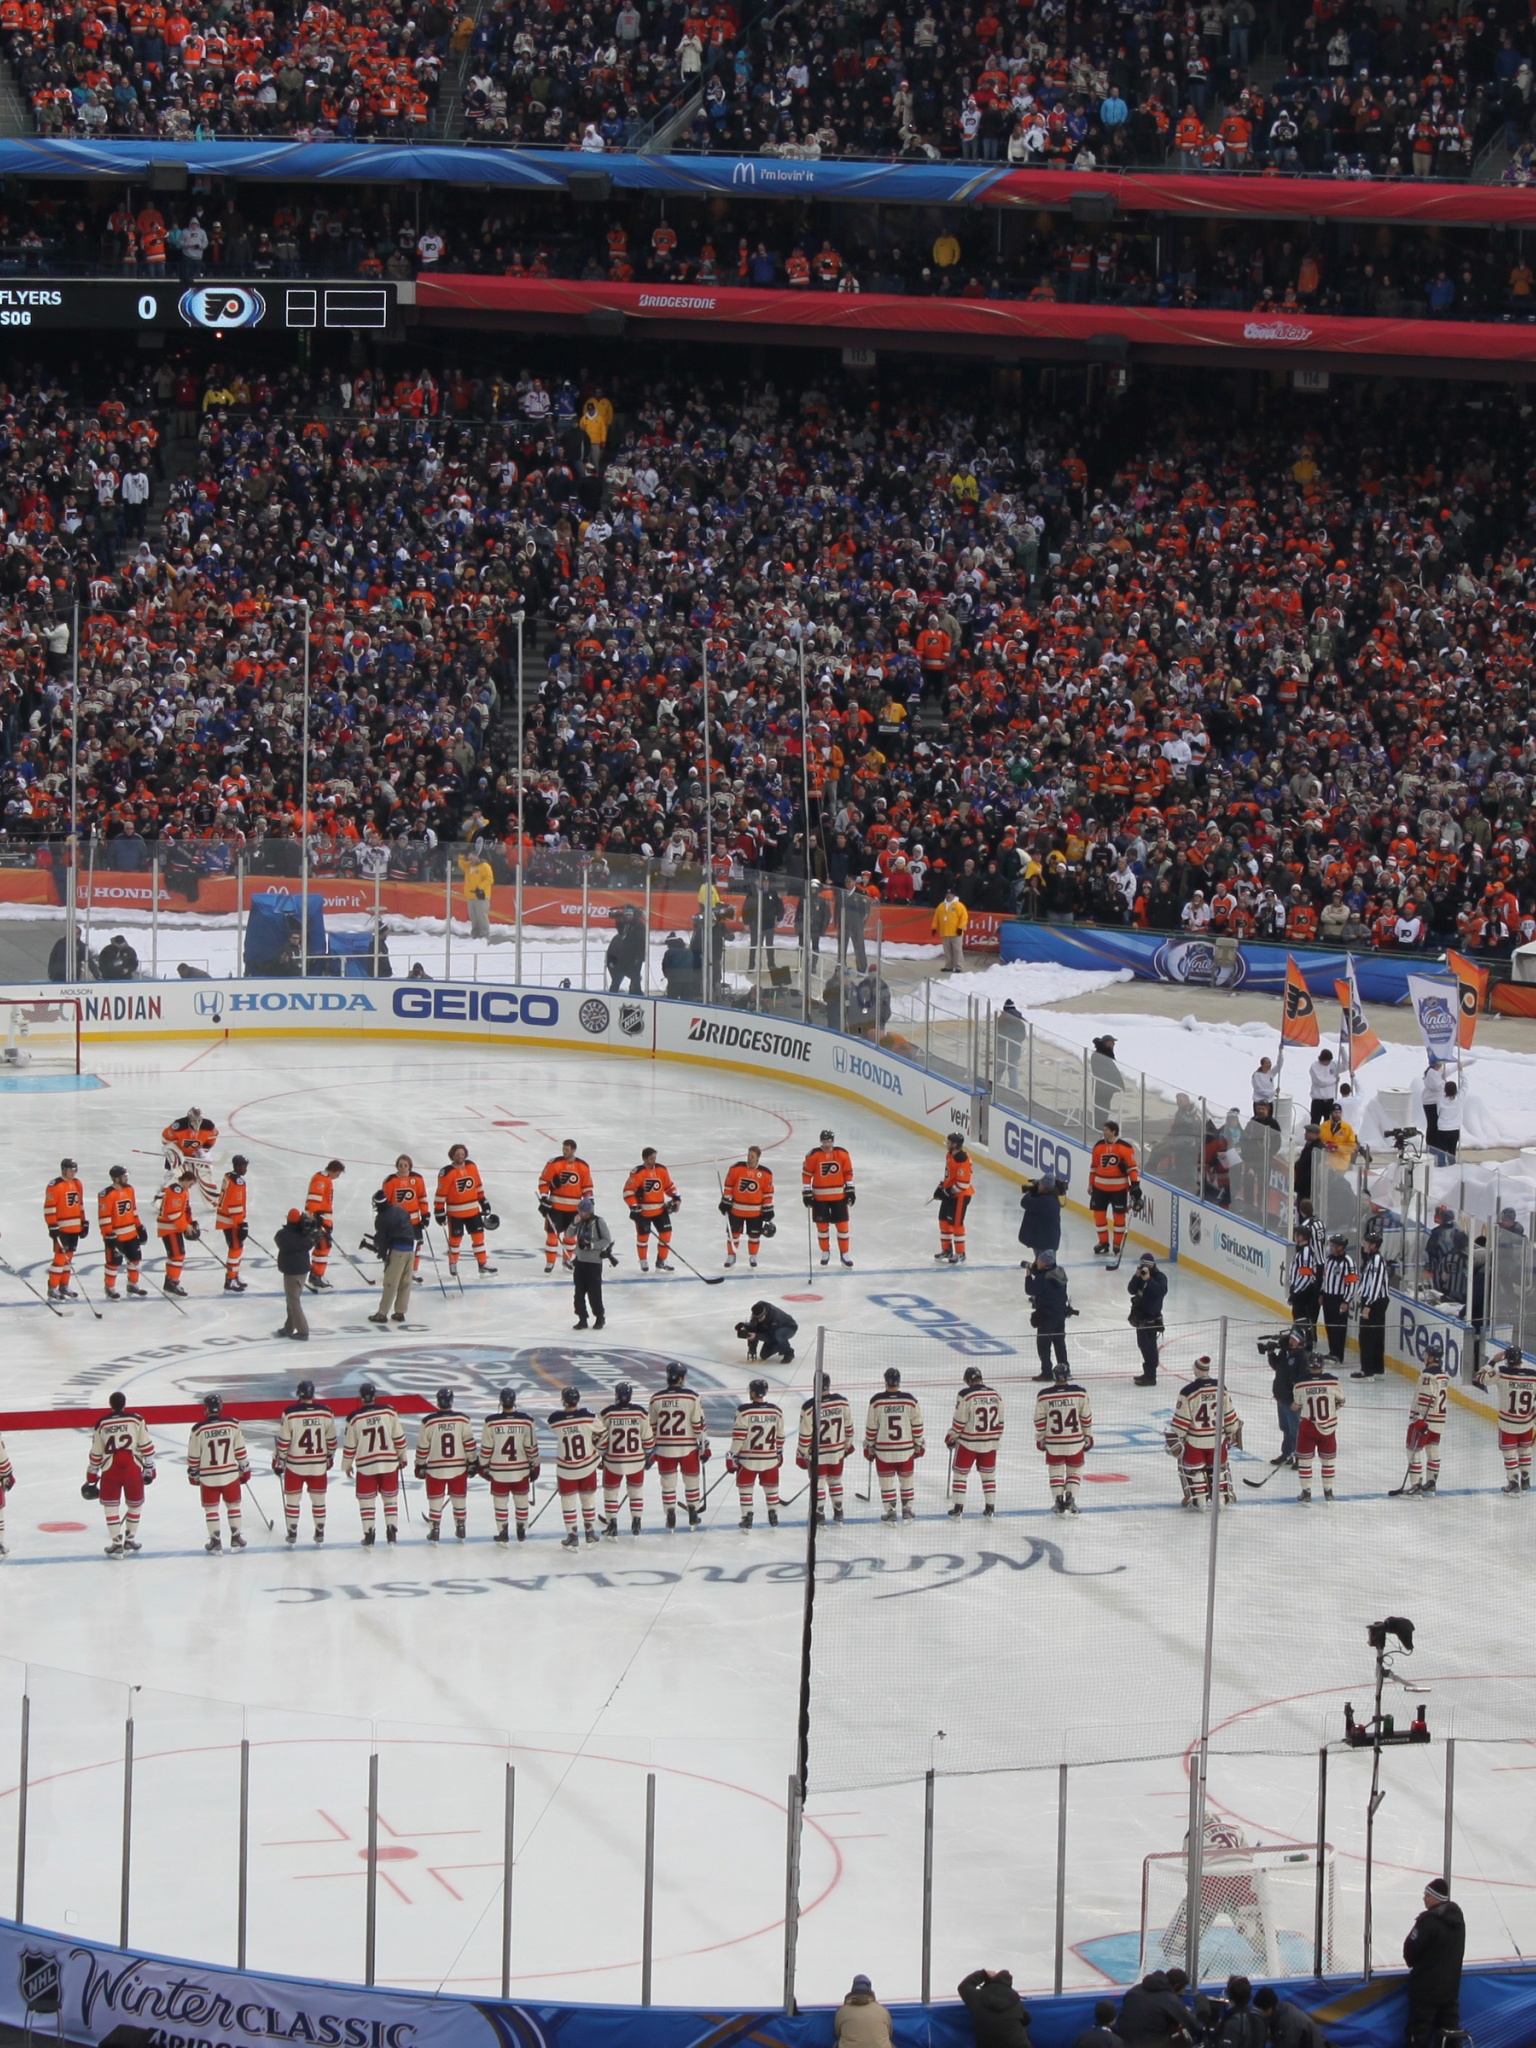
xmin=834 ymin=1977 xmax=893 ymax=2048
xmin=274 ymin=1208 xmax=318 ymax=1340
xmin=1403 ymin=1879 xmax=1464 ymax=2048
xmin=958 ymin=1968 xmax=1032 ymax=2048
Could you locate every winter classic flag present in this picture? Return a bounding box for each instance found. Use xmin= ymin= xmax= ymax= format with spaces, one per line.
xmin=1445 ymin=949 xmax=1487 ymax=1052
xmin=1334 ymin=955 xmax=1385 ymax=1074
xmin=1282 ymin=956 xmax=1320 ymax=1047
xmin=1408 ymin=976 xmax=1461 ymax=1061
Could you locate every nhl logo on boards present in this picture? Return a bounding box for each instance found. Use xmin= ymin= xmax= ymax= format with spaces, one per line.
xmin=20 ymin=1949 xmax=61 ymax=2014
xmin=619 ymin=1002 xmax=646 ymax=1037
xmin=578 ymin=999 xmax=611 ymax=1036
xmin=1186 ymin=1210 xmax=1203 ymax=1244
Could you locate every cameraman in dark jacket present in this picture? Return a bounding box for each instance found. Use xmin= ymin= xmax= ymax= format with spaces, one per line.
xmin=1262 ymin=1324 xmax=1311 ymax=1466
xmin=1403 ymin=1879 xmax=1464 ymax=2048
xmin=739 ymin=1300 xmax=797 ymax=1363
xmin=1025 ymin=1249 xmax=1074 ymax=1381
xmin=957 ymin=1969 xmax=1031 ymax=2048
xmin=1128 ymin=1253 xmax=1168 ymax=1385
xmin=1018 ymin=1177 xmax=1062 ymax=1263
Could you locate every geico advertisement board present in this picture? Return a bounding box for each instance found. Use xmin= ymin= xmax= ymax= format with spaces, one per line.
xmin=983 ymin=1107 xmax=1174 ymax=1260
xmin=649 ymin=1004 xmax=971 ymax=1141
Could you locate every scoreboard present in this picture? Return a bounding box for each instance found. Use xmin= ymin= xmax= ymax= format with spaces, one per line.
xmin=0 ymin=280 xmax=397 ymax=331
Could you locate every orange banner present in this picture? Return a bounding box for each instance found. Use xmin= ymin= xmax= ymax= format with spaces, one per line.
xmin=1282 ymin=954 xmax=1321 ymax=1046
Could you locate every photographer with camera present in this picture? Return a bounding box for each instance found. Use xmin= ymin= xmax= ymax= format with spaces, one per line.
xmin=1260 ymin=1323 xmax=1310 ymax=1466
xmin=1128 ymin=1253 xmax=1167 ymax=1386
xmin=1026 ymin=1249 xmax=1076 ymax=1381
xmin=739 ymin=1300 xmax=798 ymax=1364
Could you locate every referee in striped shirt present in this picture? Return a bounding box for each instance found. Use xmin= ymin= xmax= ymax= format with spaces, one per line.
xmin=1352 ymin=1238 xmax=1390 ymax=1378
xmin=1319 ymin=1235 xmax=1358 ymax=1365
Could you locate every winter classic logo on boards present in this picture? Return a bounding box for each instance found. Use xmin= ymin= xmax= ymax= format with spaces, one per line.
xmin=579 ymin=999 xmax=611 ymax=1035
xmin=1151 ymin=938 xmax=1245 ymax=989
xmin=685 ymin=1017 xmax=812 ymax=1061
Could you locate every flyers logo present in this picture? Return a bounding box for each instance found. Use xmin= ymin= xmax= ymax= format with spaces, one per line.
xmin=1285 ymin=983 xmax=1315 ymax=1024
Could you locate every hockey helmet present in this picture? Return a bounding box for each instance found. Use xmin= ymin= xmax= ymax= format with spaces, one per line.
xmin=436 ymin=1388 xmax=455 ymax=1410
xmin=749 ymin=1378 xmax=769 ymax=1401
xmin=1052 ymin=1361 xmax=1072 ymax=1380
xmin=883 ymin=1366 xmax=902 ymax=1387
xmin=666 ymin=1362 xmax=687 ymax=1387
xmin=946 ymin=1132 xmax=964 ymax=1150
xmin=963 ymin=1365 xmax=984 ymax=1387
xmin=296 ymin=1379 xmax=316 ymax=1401
xmin=561 ymin=1386 xmax=581 ymax=1408
xmin=1504 ymin=1345 xmax=1524 ymax=1367
xmin=615 ymin=1381 xmax=634 ymax=1405
xmin=108 ymin=1164 xmax=128 ymax=1183
xmin=817 ymin=1371 xmax=832 ymax=1393
xmin=60 ymin=1157 xmax=77 ymax=1175
xmin=819 ymin=1128 xmax=836 ymax=1145
xmin=499 ymin=1388 xmax=518 ymax=1411
xmin=482 ymin=1212 xmax=501 ymax=1231
xmin=203 ymin=1392 xmax=223 ymax=1416
xmin=358 ymin=1380 xmax=378 ymax=1404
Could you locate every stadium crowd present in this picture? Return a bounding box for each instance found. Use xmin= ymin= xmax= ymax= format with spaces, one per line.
xmin=7 ymin=182 xmax=1536 ymax=327
xmin=2 ymin=0 xmax=1533 ymax=190
xmin=0 ymin=348 xmax=1533 ymax=960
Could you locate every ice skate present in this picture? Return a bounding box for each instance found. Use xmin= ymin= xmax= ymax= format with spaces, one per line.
xmin=127 ymin=1284 xmax=148 ymax=1297
xmin=724 ymin=1252 xmax=736 ymax=1268
xmin=224 ymin=1277 xmax=247 ymax=1292
xmin=900 ymin=1504 xmax=915 ymax=1519
xmin=1065 ymin=1495 xmax=1081 ymax=1514
xmin=630 ymin=1514 xmax=642 ymax=1535
xmin=385 ymin=1524 xmax=397 ymax=1543
xmin=840 ymin=1254 xmax=854 ymax=1267
xmin=1322 ymin=1490 xmax=1335 ymax=1502
xmin=561 ymin=1531 xmax=579 ymax=1550
xmin=666 ymin=1508 xmax=677 ymax=1530
xmin=833 ymin=1505 xmax=844 ymax=1522
xmin=881 ymin=1506 xmax=897 ymax=1523
xmin=427 ymin=1523 xmax=440 ymax=1541
xmin=982 ymin=1503 xmax=995 ymax=1517
xmin=1505 ymin=1478 xmax=1522 ymax=1494
xmin=231 ymin=1531 xmax=246 ymax=1549
xmin=739 ymin=1511 xmax=753 ymax=1530
xmin=584 ymin=1526 xmax=600 ymax=1545
xmin=767 ymin=1507 xmax=778 ymax=1527
xmin=313 ymin=1528 xmax=325 ymax=1545
xmin=820 ymin=1252 xmax=830 ymax=1266
xmin=477 ymin=1262 xmax=497 ymax=1275
xmin=948 ymin=1501 xmax=964 ymax=1518
xmin=516 ymin=1524 xmax=526 ymax=1541
xmin=688 ymin=1505 xmax=701 ymax=1527
xmin=604 ymin=1516 xmax=619 ymax=1539
xmin=1052 ymin=1495 xmax=1067 ymax=1515
xmin=285 ymin=1529 xmax=298 ymax=1545
xmin=164 ymin=1280 xmax=189 ymax=1297
xmin=1298 ymin=1489 xmax=1312 ymax=1503
xmin=105 ymin=1538 xmax=124 ymax=1556
xmin=123 ymin=1536 xmax=141 ymax=1552
xmin=455 ymin=1522 xmax=467 ymax=1539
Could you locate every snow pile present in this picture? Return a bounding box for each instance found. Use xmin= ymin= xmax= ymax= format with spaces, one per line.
xmin=891 ymin=959 xmax=1134 ymax=1015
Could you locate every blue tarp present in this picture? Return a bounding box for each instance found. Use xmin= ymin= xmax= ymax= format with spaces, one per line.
xmin=997 ymin=920 xmax=1453 ymax=1006
xmin=0 ymin=137 xmax=1008 ymax=199
xmin=243 ymin=888 xmax=327 ymax=974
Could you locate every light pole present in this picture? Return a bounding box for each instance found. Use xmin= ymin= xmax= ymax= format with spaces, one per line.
xmin=512 ymin=610 xmax=525 ymax=986
xmin=701 ymin=641 xmax=713 ymax=1006
xmin=280 ymin=597 xmax=312 ymax=975
xmin=66 ymin=597 xmax=79 ymax=980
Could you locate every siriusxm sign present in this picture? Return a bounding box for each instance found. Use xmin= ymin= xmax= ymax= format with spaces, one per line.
xmin=998 ymin=1115 xmax=1073 ymax=1189
xmin=1215 ymin=1227 xmax=1269 ymax=1273
xmin=833 ymin=1045 xmax=903 ymax=1095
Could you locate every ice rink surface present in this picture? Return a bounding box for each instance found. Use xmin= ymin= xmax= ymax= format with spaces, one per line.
xmin=0 ymin=1039 xmax=1534 ymax=2008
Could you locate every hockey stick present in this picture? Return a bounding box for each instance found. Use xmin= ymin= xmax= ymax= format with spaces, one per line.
xmin=68 ymin=1263 xmax=104 ymax=1321
xmin=857 ymin=1455 xmax=872 ymax=1504
xmin=421 ymin=1224 xmax=451 ymax=1301
xmin=526 ymin=1482 xmax=561 ymax=1531
xmin=1242 ymin=1458 xmax=1293 ymax=1490
xmin=665 ymin=1244 xmax=725 ymax=1287
xmin=0 ymin=1250 xmax=65 ymax=1316
xmin=242 ymin=1478 xmax=275 ymax=1533
xmin=700 ymin=1460 xmax=735 ymax=1509
xmin=1388 ymin=1461 xmax=1422 ymax=1498
xmin=805 ymin=1199 xmax=815 ymax=1286
xmin=781 ymin=1481 xmax=810 ymax=1509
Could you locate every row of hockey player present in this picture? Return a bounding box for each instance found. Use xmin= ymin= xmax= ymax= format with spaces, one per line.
xmin=10 ymin=1349 xmax=1535 ymax=1560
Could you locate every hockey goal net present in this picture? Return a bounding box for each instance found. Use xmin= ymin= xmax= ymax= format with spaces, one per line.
xmin=1140 ymin=1843 xmax=1335 ymax=1980
xmin=0 ymin=997 xmax=82 ymax=1073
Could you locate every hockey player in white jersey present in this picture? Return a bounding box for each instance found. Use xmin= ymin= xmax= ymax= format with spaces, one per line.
xmin=947 ymin=1364 xmax=1005 ymax=1517
xmin=1034 ymin=1361 xmax=1091 ymax=1514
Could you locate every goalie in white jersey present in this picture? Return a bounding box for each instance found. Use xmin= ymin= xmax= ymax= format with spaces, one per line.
xmin=1476 ymin=1344 xmax=1536 ymax=1493
xmin=1034 ymin=1361 xmax=1091 ymax=1515
xmin=187 ymin=1393 xmax=252 ymax=1553
xmin=1169 ymin=1358 xmax=1241 ymax=1510
xmin=947 ymin=1364 xmax=1005 ymax=1518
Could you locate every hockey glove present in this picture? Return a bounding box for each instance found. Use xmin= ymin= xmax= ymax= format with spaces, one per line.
xmin=700 ymin=1442 xmax=711 ymax=1461
xmin=272 ymin=1456 xmax=286 ymax=1476
xmin=718 ymin=1199 xmax=733 ymax=1216
xmin=944 ymin=1432 xmax=956 ymax=1450
xmin=81 ymin=1481 xmax=99 ymax=1500
xmin=1128 ymin=1186 xmax=1145 ymax=1215
xmin=1035 ymin=1440 xmax=1046 ymax=1454
xmin=1085 ymin=1436 xmax=1094 ymax=1451
xmin=142 ymin=1466 xmax=157 ymax=1484
xmin=187 ymin=1469 xmax=200 ymax=1485
xmin=666 ymin=1195 xmax=682 ymax=1212
xmin=2 ymin=1475 xmax=12 ymax=1491
xmin=435 ymin=1208 xmax=448 ymax=1226
xmin=78 ymin=1219 xmax=91 ymax=1239
xmin=932 ymin=1184 xmax=946 ymax=1201
xmin=725 ymin=1454 xmax=737 ymax=1473
xmin=761 ymin=1208 xmax=775 ymax=1226
xmin=846 ymin=1189 xmax=856 ymax=1206
xmin=802 ymin=1191 xmax=815 ymax=1208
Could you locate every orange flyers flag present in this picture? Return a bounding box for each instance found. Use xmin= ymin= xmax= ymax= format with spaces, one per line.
xmin=1282 ymin=955 xmax=1320 ymax=1047
xmin=1334 ymin=955 xmax=1385 ymax=1070
xmin=1446 ymin=949 xmax=1487 ymax=1052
